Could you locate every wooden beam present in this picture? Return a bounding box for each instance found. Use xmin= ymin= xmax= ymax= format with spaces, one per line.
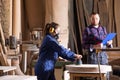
xmin=0 ymin=23 xmax=7 ymax=54
xmin=0 ymin=43 xmax=9 ymax=66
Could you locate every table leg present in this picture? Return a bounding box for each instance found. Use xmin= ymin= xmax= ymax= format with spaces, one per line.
xmin=70 ymin=74 xmax=74 ymax=80
xmin=103 ymin=74 xmax=107 ymax=80
xmin=22 ymin=51 xmax=27 ymax=73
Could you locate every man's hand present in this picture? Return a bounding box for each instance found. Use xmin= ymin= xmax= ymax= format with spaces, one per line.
xmin=107 ymin=40 xmax=113 ymax=45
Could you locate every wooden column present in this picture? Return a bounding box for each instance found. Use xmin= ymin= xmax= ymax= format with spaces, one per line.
xmin=12 ymin=0 xmax=21 ymax=39
xmin=9 ymin=0 xmax=13 ymax=36
xmin=52 ymin=0 xmax=69 ymax=48
xmin=45 ymin=0 xmax=53 ymax=23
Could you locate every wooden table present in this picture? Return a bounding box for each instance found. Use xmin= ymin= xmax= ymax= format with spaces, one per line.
xmin=22 ymin=44 xmax=39 ymax=73
xmin=0 ymin=66 xmax=16 ymax=75
xmin=66 ymin=64 xmax=112 ymax=80
xmin=0 ymin=75 xmax=37 ymax=80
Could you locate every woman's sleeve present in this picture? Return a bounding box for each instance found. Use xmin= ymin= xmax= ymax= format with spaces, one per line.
xmin=48 ymin=40 xmax=76 ymax=62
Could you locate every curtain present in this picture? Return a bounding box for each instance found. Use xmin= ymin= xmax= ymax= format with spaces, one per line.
xmin=21 ymin=0 xmax=30 ymax=40
xmin=114 ymin=0 xmax=120 ymax=47
xmin=68 ymin=0 xmax=93 ymax=63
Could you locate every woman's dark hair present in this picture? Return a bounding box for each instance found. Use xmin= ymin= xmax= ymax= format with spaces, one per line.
xmin=44 ymin=22 xmax=59 ymax=35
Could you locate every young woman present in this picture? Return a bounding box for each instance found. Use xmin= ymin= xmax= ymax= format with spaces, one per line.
xmin=35 ymin=22 xmax=82 ymax=80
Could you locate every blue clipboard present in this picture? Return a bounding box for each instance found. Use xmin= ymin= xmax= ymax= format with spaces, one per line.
xmin=102 ymin=33 xmax=116 ymax=45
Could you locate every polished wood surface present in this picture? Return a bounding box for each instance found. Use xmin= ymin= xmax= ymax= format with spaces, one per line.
xmin=0 ymin=75 xmax=37 ymax=80
xmin=0 ymin=66 xmax=16 ymax=73
xmin=66 ymin=64 xmax=112 ymax=73
xmin=0 ymin=66 xmax=16 ymax=75
xmin=66 ymin=64 xmax=112 ymax=80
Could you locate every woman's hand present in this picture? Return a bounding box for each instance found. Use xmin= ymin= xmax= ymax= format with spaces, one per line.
xmin=74 ymin=54 xmax=82 ymax=59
